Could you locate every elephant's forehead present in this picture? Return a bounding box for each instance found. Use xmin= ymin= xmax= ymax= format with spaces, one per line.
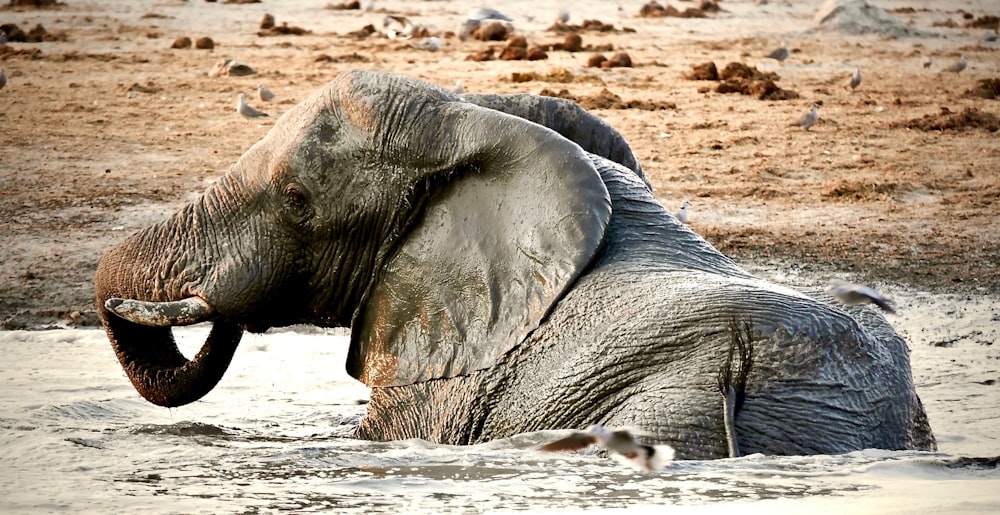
xmin=334 ymin=73 xmax=378 ymax=133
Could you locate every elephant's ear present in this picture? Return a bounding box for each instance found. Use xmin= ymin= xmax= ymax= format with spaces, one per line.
xmin=347 ymin=93 xmax=611 ymax=387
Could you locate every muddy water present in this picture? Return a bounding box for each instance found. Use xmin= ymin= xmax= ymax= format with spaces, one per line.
xmin=1 ymin=288 xmax=998 ymax=514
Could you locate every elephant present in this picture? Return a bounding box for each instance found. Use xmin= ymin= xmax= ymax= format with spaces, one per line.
xmin=95 ymin=70 xmax=935 ymax=459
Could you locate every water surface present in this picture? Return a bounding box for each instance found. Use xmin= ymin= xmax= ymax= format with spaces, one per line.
xmin=1 ymin=291 xmax=998 ymax=513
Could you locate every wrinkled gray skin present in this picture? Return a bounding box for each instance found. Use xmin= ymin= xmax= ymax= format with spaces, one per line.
xmin=96 ymin=70 xmax=935 ymax=459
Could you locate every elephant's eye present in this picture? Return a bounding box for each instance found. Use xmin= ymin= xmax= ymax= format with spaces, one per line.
xmin=285 ymin=184 xmax=307 ymax=208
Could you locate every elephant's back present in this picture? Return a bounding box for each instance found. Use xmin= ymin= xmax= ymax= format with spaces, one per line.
xmin=500 ymin=266 xmax=933 ymax=456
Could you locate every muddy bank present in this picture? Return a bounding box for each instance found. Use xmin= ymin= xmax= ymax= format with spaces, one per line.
xmin=0 ymin=0 xmax=998 ymax=329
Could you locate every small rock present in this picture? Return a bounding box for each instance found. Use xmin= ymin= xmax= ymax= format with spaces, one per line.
xmin=195 ymin=37 xmax=214 ymax=50
xmin=171 ymin=36 xmax=192 ymax=49
xmin=466 ymin=47 xmax=496 ymax=62
xmin=587 ymin=53 xmax=608 ymax=67
xmin=474 ymin=21 xmax=510 ymax=41
xmin=527 ymin=46 xmax=548 ymax=60
xmin=507 ymin=35 xmax=528 ymax=48
xmin=608 ymin=52 xmax=633 ymax=67
xmin=500 ymin=46 xmax=527 ymax=60
xmin=563 ymin=33 xmax=583 ymax=52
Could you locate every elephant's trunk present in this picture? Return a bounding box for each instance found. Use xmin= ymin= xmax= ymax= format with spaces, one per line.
xmin=95 ymin=211 xmax=243 ymax=408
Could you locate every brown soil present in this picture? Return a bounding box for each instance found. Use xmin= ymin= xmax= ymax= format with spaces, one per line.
xmin=1 ymin=1 xmax=998 ymax=329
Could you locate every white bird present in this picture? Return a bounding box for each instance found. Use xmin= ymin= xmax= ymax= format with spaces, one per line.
xmin=468 ymin=7 xmax=512 ymax=23
xmin=826 ymin=279 xmax=896 ymax=314
xmin=921 ymin=55 xmax=932 ymax=69
xmin=453 ymin=79 xmax=464 ymax=95
xmin=766 ymin=43 xmax=790 ymax=62
xmin=237 ymin=93 xmax=269 ymax=120
xmin=556 ymin=8 xmax=570 ymax=24
xmin=943 ymin=55 xmax=967 ymax=74
xmin=383 ymin=14 xmax=415 ymax=39
xmin=540 ymin=425 xmax=675 ymax=473
xmin=848 ymin=67 xmax=862 ymax=90
xmin=985 ymin=29 xmax=997 ymax=42
xmin=0 ymin=68 xmax=6 ymax=90
xmin=794 ymin=103 xmax=819 ymax=131
xmin=676 ymin=200 xmax=691 ymax=224
xmin=412 ymin=36 xmax=442 ymax=52
xmin=257 ymin=83 xmax=276 ymax=102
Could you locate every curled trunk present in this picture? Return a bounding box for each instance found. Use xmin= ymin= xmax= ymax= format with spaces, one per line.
xmin=95 ymin=210 xmax=243 ymax=408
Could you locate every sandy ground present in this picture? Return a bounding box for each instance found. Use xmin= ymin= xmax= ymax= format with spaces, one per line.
xmin=0 ymin=0 xmax=998 ymax=329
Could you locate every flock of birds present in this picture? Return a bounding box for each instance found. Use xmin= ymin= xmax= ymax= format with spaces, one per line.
xmin=763 ymin=42 xmax=969 ymax=133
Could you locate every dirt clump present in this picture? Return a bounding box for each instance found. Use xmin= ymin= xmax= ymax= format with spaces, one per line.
xmin=258 ymin=22 xmax=311 ymax=37
xmin=538 ymin=88 xmax=675 ymax=111
xmin=639 ymin=1 xmax=719 ymax=18
xmin=347 ymin=24 xmax=376 ymax=38
xmin=686 ymin=61 xmax=719 ymax=81
xmin=691 ymin=61 xmax=799 ymax=100
xmin=508 ymin=68 xmax=601 ymax=85
xmin=326 ymin=1 xmax=361 ymax=9
xmin=0 ymin=23 xmax=65 ymax=42
xmin=260 ymin=13 xmax=275 ymax=30
xmin=547 ymin=19 xmax=624 ymax=33
xmin=893 ymin=106 xmax=1000 ymax=132
xmin=965 ymin=78 xmax=1000 ymax=100
xmin=965 ymin=15 xmax=999 ymax=30
xmin=823 ymin=180 xmax=906 ymax=201
xmin=466 ymin=47 xmax=495 ymax=62
xmin=8 ymin=0 xmax=59 ymax=5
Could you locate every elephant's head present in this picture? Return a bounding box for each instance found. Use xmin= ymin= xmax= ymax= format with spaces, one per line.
xmin=96 ymin=70 xmax=612 ymax=407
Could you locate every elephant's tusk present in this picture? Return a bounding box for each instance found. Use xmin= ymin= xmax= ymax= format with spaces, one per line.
xmin=105 ymin=296 xmax=215 ymax=327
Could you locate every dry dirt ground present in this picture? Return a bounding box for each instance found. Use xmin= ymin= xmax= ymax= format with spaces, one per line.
xmin=1 ymin=0 xmax=998 ymax=329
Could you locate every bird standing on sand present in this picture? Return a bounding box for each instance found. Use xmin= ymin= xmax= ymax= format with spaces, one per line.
xmin=848 ymin=67 xmax=862 ymax=90
xmin=453 ymin=79 xmax=464 ymax=95
xmin=0 ymin=68 xmax=7 ymax=90
xmin=383 ymin=14 xmax=416 ymax=40
xmin=794 ymin=103 xmax=819 ymax=131
xmin=237 ymin=93 xmax=269 ymax=121
xmin=257 ymin=83 xmax=276 ymax=102
xmin=943 ymin=55 xmax=967 ymax=74
xmin=921 ymin=56 xmax=932 ymax=69
xmin=826 ymin=279 xmax=896 ymax=314
xmin=540 ymin=425 xmax=675 ymax=472
xmin=766 ymin=43 xmax=790 ymax=62
xmin=677 ymin=200 xmax=691 ymax=224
